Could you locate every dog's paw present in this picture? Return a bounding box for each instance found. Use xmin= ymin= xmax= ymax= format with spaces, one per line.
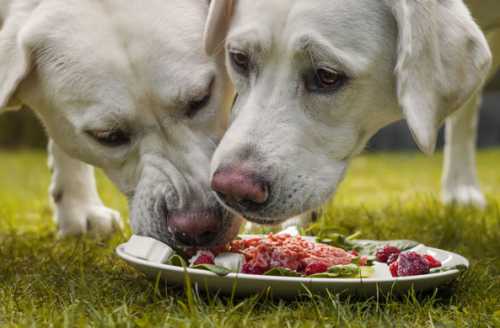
xmin=442 ymin=185 xmax=487 ymax=209
xmin=55 ymin=203 xmax=123 ymax=238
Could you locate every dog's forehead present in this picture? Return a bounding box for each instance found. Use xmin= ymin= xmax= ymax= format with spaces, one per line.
xmin=232 ymin=0 xmax=393 ymax=61
xmin=34 ymin=0 xmax=212 ymax=103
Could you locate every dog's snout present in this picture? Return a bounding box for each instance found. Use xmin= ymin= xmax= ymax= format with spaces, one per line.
xmin=167 ymin=209 xmax=221 ymax=246
xmin=212 ymin=166 xmax=269 ymax=210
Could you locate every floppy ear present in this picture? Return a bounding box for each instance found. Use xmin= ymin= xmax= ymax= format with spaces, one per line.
xmin=204 ymin=0 xmax=235 ymax=56
xmin=386 ymin=0 xmax=492 ymax=154
xmin=0 ymin=8 xmax=33 ymax=112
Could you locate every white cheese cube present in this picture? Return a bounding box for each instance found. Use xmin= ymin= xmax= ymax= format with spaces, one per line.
xmin=214 ymin=253 xmax=245 ymax=272
xmin=124 ymin=235 xmax=174 ymax=263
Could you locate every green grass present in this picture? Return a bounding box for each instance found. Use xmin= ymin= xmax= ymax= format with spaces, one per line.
xmin=0 ymin=149 xmax=499 ymax=327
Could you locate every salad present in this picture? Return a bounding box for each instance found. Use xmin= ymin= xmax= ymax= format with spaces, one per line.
xmin=186 ymin=233 xmax=374 ymax=278
xmin=124 ymin=231 xmax=458 ymax=278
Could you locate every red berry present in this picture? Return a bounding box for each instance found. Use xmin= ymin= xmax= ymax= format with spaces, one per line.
xmin=397 ymin=252 xmax=430 ymax=276
xmin=304 ymin=262 xmax=329 ymax=275
xmin=242 ymin=263 xmax=267 ymax=275
xmin=358 ymin=256 xmax=369 ymax=266
xmin=376 ymin=246 xmax=401 ymax=263
xmin=389 ymin=261 xmax=399 ymax=277
xmin=350 ymin=250 xmax=359 ymax=257
xmin=191 ymin=251 xmax=215 ymax=266
xmin=387 ymin=253 xmax=399 ymax=264
xmin=423 ymin=255 xmax=442 ymax=268
xmin=193 ymin=255 xmax=214 ymax=265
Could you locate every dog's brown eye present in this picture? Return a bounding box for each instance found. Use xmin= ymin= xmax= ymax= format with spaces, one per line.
xmin=318 ymin=69 xmax=340 ymax=86
xmin=229 ymin=50 xmax=250 ymax=74
xmin=86 ymin=129 xmax=131 ymax=147
xmin=306 ymin=67 xmax=347 ymax=93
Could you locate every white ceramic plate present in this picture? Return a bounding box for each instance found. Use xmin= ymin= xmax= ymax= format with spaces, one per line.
xmin=116 ymin=237 xmax=469 ymax=298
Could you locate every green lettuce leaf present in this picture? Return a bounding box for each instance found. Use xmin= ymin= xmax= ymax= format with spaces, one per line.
xmin=328 ymin=264 xmax=360 ymax=277
xmin=308 ymin=264 xmax=375 ymax=279
xmin=263 ymin=268 xmax=302 ymax=277
xmin=359 ymin=266 xmax=375 ymax=278
xmin=191 ymin=264 xmax=232 ymax=276
xmin=353 ymin=240 xmax=419 ymax=256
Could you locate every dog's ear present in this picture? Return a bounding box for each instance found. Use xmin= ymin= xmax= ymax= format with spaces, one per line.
xmin=386 ymin=0 xmax=491 ymax=154
xmin=0 ymin=6 xmax=36 ymax=112
xmin=204 ymin=0 xmax=235 ymax=56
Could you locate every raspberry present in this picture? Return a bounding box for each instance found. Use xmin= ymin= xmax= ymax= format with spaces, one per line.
xmin=304 ymin=262 xmax=329 ymax=275
xmin=387 ymin=253 xmax=399 ymax=264
xmin=389 ymin=261 xmax=399 ymax=277
xmin=397 ymin=252 xmax=430 ymax=276
xmin=350 ymin=250 xmax=359 ymax=257
xmin=357 ymin=256 xmax=369 ymax=266
xmin=191 ymin=250 xmax=215 ymax=266
xmin=376 ymin=245 xmax=401 ymax=263
xmin=242 ymin=263 xmax=267 ymax=275
xmin=423 ymin=255 xmax=442 ymax=268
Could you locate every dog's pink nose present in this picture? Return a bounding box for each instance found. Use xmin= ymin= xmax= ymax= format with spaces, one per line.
xmin=167 ymin=209 xmax=221 ymax=246
xmin=211 ymin=167 xmax=269 ymax=207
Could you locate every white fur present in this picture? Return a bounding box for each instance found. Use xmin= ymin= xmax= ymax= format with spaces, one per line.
xmin=205 ymin=0 xmax=497 ymax=225
xmin=0 ymin=0 xmax=241 ymax=245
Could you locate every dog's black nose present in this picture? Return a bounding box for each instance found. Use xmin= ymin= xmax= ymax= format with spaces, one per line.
xmin=167 ymin=209 xmax=221 ymax=247
xmin=211 ymin=166 xmax=269 ymax=211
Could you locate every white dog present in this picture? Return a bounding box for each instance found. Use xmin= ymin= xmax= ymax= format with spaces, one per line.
xmin=0 ymin=0 xmax=242 ymax=248
xmin=205 ymin=0 xmax=499 ymax=226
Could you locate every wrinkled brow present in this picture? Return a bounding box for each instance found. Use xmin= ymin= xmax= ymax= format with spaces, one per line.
xmin=226 ymin=27 xmax=272 ymax=56
xmin=290 ymin=33 xmax=368 ymax=77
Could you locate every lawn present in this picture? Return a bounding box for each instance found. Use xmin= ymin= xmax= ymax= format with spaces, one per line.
xmin=0 ymin=149 xmax=499 ymax=327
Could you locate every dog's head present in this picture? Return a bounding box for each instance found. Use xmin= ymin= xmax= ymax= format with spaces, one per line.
xmin=0 ymin=0 xmax=242 ymax=247
xmin=205 ymin=0 xmax=492 ymax=224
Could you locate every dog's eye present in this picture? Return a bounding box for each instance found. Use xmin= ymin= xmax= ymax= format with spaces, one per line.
xmin=86 ymin=129 xmax=131 ymax=147
xmin=187 ymin=94 xmax=211 ymax=118
xmin=229 ymin=50 xmax=250 ymax=75
xmin=306 ymin=68 xmax=347 ymax=93
xmin=186 ymin=78 xmax=214 ymax=118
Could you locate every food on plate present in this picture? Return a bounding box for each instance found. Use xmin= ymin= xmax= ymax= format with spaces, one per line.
xmin=190 ymin=250 xmax=216 ymax=266
xmin=395 ymin=251 xmax=431 ymax=276
xmin=178 ymin=233 xmax=375 ymax=278
xmin=214 ymin=253 xmax=245 ymax=273
xmin=375 ymin=245 xmax=401 ymax=263
xmin=383 ymin=250 xmax=442 ymax=277
xmin=423 ymin=254 xmax=442 ymax=269
xmin=123 ymin=235 xmax=174 ymax=263
xmin=123 ymin=234 xmax=449 ymax=279
xmin=229 ymin=233 xmax=356 ymax=276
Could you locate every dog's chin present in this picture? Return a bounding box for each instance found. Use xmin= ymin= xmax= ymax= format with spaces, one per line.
xmin=240 ymin=213 xmax=290 ymax=226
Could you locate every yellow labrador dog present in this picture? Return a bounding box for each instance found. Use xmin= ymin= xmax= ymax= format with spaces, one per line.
xmin=205 ymin=0 xmax=499 ymax=226
xmin=0 ymin=0 xmax=242 ymax=248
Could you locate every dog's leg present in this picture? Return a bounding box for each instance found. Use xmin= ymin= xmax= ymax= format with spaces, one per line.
xmin=48 ymin=140 xmax=123 ymax=237
xmin=442 ymin=92 xmax=486 ymax=208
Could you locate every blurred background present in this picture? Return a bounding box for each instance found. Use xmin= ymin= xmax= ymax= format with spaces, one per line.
xmin=1 ymin=73 xmax=499 ymax=151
